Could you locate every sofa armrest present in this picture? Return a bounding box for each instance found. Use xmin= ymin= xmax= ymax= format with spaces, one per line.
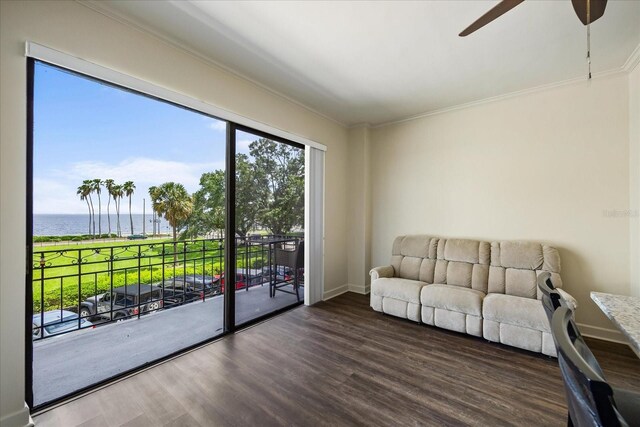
xmin=370 ymin=265 xmax=395 ymax=282
xmin=558 ymin=289 xmax=578 ymax=311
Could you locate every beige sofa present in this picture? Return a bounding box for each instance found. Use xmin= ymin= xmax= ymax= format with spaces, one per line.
xmin=370 ymin=235 xmax=576 ymax=356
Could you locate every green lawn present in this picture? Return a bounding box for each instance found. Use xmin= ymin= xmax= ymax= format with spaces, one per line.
xmin=32 ymin=238 xmax=269 ymax=313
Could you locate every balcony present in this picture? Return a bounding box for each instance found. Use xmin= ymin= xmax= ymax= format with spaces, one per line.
xmin=31 ymin=236 xmax=303 ymax=406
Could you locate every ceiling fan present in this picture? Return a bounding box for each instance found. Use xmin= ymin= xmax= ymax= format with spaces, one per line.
xmin=459 ymin=0 xmax=607 ymax=79
xmin=459 ymin=0 xmax=608 ymax=37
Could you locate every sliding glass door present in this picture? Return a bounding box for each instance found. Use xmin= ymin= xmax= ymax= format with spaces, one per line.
xmin=232 ymin=128 xmax=305 ymax=326
xmin=28 ymin=58 xmax=307 ymax=410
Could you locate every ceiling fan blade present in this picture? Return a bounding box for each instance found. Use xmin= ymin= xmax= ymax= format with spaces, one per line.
xmin=459 ymin=0 xmax=525 ymax=37
xmin=571 ymin=0 xmax=607 ymax=25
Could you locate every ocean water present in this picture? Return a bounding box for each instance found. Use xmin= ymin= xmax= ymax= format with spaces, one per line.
xmin=34 ymin=214 xmax=171 ymax=236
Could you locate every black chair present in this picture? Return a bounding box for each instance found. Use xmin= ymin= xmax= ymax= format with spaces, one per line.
xmin=537 ymin=271 xmax=563 ymax=324
xmin=272 ymin=239 xmax=304 ymax=302
xmin=551 ymin=306 xmax=640 ymax=427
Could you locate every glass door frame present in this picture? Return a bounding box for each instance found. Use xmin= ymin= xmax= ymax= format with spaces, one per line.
xmin=225 ymin=124 xmax=305 ymax=331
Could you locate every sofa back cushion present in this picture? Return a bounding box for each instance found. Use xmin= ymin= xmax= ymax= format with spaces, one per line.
xmin=433 ymin=238 xmax=491 ymax=293
xmin=390 ymin=235 xmax=438 ymax=282
xmin=489 ymin=241 xmax=562 ymax=299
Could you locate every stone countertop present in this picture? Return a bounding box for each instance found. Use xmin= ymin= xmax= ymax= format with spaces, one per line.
xmin=591 ymin=292 xmax=640 ymax=357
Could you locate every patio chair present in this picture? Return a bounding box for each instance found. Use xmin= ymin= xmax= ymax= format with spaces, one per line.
xmin=272 ymin=239 xmax=304 ymax=301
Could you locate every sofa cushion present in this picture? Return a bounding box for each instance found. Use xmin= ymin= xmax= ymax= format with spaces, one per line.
xmin=392 ymin=235 xmax=432 ymax=258
xmin=420 ymin=284 xmax=484 ymax=316
xmin=446 ymin=261 xmax=473 ymax=288
xmin=419 ymin=258 xmax=436 ymax=284
xmin=433 ymin=238 xmax=491 ymax=293
xmin=483 ymin=293 xmax=549 ymax=332
xmin=444 ymin=239 xmax=482 ymax=264
xmin=399 ymin=256 xmax=422 ymax=280
xmin=371 ymin=278 xmax=426 ymax=304
xmin=505 ymin=268 xmax=537 ymax=299
xmin=493 ymin=241 xmax=544 ymax=270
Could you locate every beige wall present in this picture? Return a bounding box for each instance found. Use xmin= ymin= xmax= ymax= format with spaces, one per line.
xmin=0 ymin=1 xmax=348 ymax=424
xmin=630 ymin=62 xmax=640 ymax=297
xmin=370 ymin=73 xmax=631 ymax=338
xmin=347 ymin=126 xmax=372 ymax=293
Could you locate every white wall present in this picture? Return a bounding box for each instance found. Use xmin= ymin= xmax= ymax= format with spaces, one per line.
xmin=630 ymin=61 xmax=640 ymax=297
xmin=370 ymin=72 xmax=632 ymax=339
xmin=0 ymin=1 xmax=348 ymax=425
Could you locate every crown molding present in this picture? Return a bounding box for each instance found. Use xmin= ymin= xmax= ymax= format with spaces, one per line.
xmin=373 ymin=65 xmax=630 ymax=129
xmin=75 ymin=1 xmax=640 ymax=130
xmin=623 ymin=42 xmax=640 ymax=72
xmin=347 ymin=122 xmax=373 ymax=130
xmin=77 ymin=0 xmax=348 ymax=129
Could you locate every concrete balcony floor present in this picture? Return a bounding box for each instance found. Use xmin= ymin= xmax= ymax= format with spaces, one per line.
xmin=33 ymin=284 xmax=300 ymax=406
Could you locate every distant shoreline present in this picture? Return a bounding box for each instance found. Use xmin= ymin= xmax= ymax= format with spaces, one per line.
xmin=33 ymin=213 xmax=171 ymax=237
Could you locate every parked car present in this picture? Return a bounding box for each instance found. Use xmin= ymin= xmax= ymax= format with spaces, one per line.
xmin=32 ymin=310 xmax=93 ymax=340
xmin=175 ymin=274 xmax=221 ymax=297
xmin=214 ymin=269 xmax=269 ymax=292
xmin=261 ymin=265 xmax=293 ymax=282
xmin=80 ymin=284 xmax=163 ymax=321
xmin=160 ymin=274 xmax=221 ymax=307
xmin=127 ymin=234 xmax=148 ymax=240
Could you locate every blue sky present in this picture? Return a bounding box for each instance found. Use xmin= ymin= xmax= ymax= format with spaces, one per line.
xmin=34 ymin=61 xmax=255 ymax=214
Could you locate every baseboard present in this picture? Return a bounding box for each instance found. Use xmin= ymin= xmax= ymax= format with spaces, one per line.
xmin=347 ymin=283 xmax=370 ymax=295
xmin=577 ymin=323 xmax=629 ymax=346
xmin=0 ymin=403 xmax=34 ymax=427
xmin=323 ymin=284 xmax=349 ymax=300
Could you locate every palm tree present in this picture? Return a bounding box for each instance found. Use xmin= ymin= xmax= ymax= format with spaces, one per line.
xmin=123 ymin=181 xmax=136 ymax=236
xmin=150 ymin=182 xmax=193 ymax=257
xmin=104 ymin=179 xmax=115 ymax=236
xmin=81 ymin=179 xmax=96 ymax=237
xmin=148 ymin=185 xmax=160 ymax=236
xmin=92 ymin=179 xmax=103 ymax=236
xmin=111 ymin=184 xmax=124 ymax=237
xmin=77 ymin=183 xmax=92 ymax=235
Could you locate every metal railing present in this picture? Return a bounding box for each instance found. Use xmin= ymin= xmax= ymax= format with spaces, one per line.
xmin=31 ymin=236 xmax=300 ymax=340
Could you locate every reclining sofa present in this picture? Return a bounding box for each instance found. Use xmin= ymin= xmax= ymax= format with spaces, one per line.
xmin=370 ymin=235 xmax=576 ymax=356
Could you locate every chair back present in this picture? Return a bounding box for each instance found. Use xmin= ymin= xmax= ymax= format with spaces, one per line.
xmin=551 ymin=307 xmax=623 ymax=427
xmin=295 ymin=240 xmax=304 ymax=270
xmin=275 ymin=239 xmax=304 ymax=269
xmin=537 ymin=271 xmax=563 ymax=323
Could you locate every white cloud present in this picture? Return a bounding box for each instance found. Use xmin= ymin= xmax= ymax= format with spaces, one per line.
xmin=237 ymin=139 xmax=253 ymax=155
xmin=33 ymin=178 xmax=85 ymax=214
xmin=61 ymin=157 xmax=224 ymax=192
xmin=206 ymin=119 xmax=227 ymax=132
xmin=36 ymin=157 xmax=226 ymax=214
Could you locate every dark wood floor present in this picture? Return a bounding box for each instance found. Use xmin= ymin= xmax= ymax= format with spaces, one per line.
xmin=34 ymin=292 xmax=640 ymax=426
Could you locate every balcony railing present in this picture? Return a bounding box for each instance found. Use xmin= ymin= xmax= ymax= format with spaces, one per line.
xmin=31 ymin=236 xmax=300 ymax=340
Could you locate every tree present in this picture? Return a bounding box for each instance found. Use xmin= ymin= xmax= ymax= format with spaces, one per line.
xmin=235 ymin=154 xmax=268 ymax=236
xmin=183 ymin=154 xmax=269 ymax=239
xmin=79 ymin=179 xmax=96 ymax=237
xmin=104 ymin=179 xmax=115 ymax=236
xmin=123 ymin=181 xmax=136 ymax=235
xmin=77 ymin=182 xmax=92 ymax=235
xmin=182 ymin=171 xmax=225 ymax=239
xmin=150 ymin=182 xmax=193 ymax=248
xmin=249 ymin=139 xmax=304 ymax=235
xmin=91 ymin=179 xmax=103 ymax=236
xmin=111 ymin=184 xmax=124 ymax=237
xmin=148 ymin=185 xmax=160 ymax=236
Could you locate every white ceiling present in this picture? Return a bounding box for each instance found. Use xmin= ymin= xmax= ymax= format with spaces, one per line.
xmin=87 ymin=0 xmax=640 ymax=126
